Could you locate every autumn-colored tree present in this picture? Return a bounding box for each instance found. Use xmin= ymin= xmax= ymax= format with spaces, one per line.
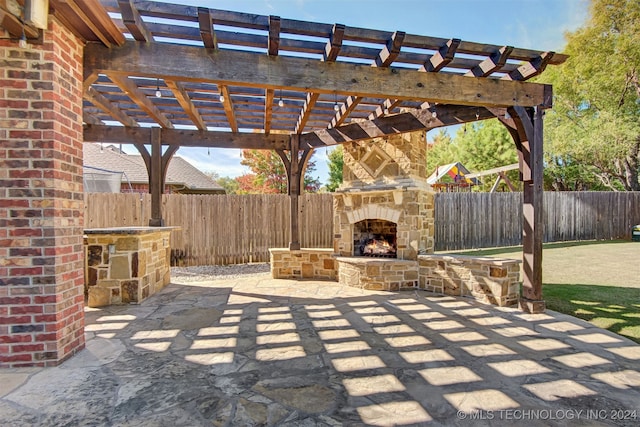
xmin=238 ymin=149 xmax=321 ymax=194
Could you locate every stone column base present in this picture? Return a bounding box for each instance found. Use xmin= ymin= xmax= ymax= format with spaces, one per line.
xmin=519 ymin=298 xmax=546 ymax=314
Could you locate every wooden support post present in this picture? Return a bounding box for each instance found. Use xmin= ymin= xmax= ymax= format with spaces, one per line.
xmin=277 ymin=135 xmax=314 ymax=251
xmin=520 ymin=106 xmax=545 ymax=313
xmin=149 ymin=128 xmax=164 ymax=226
xmin=287 ymin=135 xmax=301 ymax=250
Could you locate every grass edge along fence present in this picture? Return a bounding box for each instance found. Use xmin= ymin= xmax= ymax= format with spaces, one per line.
xmin=85 ymin=191 xmax=640 ymax=266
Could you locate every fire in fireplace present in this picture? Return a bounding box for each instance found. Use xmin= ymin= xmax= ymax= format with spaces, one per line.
xmin=353 ymin=219 xmax=397 ymax=258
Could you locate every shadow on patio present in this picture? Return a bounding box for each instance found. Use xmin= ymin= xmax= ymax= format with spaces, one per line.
xmin=2 ymin=276 xmax=639 ymax=426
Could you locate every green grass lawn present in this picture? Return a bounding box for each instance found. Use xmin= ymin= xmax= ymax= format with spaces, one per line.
xmin=542 ymin=283 xmax=640 ymax=344
xmin=447 ymin=240 xmax=640 ymax=343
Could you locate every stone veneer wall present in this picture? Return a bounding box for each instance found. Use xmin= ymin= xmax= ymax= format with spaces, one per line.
xmin=84 ymin=228 xmax=173 ymax=307
xmin=269 ymin=249 xmax=336 ymax=280
xmin=1 ymin=17 xmax=86 ymax=367
xmin=418 ymin=254 xmax=521 ymax=307
xmin=335 ymin=258 xmax=418 ymax=291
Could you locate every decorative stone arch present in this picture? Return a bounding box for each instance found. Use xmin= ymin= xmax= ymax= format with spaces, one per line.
xmin=345 ymin=205 xmax=402 ymax=225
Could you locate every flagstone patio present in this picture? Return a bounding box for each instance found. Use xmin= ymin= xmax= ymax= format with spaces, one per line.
xmin=1 ymin=274 xmax=639 ymax=426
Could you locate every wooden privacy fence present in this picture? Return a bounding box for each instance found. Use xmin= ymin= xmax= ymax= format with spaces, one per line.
xmin=434 ymin=191 xmax=640 ymax=251
xmin=85 ymin=191 xmax=640 ymax=265
xmin=84 ymin=193 xmax=333 ymax=265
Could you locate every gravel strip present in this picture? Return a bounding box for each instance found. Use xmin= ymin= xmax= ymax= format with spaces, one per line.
xmin=171 ymin=263 xmax=271 ymax=282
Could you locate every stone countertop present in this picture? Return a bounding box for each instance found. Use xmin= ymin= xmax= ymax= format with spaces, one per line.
xmin=268 ymin=248 xmax=334 ymax=253
xmin=419 ymin=253 xmax=522 ymax=265
xmin=334 ymin=256 xmax=417 ymax=265
xmin=84 ymin=226 xmax=180 ymax=235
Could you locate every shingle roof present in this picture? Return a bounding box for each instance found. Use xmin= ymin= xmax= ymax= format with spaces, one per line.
xmin=83 ymin=143 xmax=224 ymax=192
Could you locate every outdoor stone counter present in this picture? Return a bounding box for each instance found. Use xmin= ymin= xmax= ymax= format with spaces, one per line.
xmin=335 ymin=257 xmax=419 ymax=291
xmin=269 ymin=248 xmax=336 ymax=280
xmin=418 ymin=254 xmax=521 ymax=306
xmin=84 ymin=227 xmax=178 ymax=307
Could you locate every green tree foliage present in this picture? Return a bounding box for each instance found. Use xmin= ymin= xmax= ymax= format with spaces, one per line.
xmin=425 ymin=129 xmax=456 ymax=177
xmin=238 ymin=149 xmax=321 ymax=194
xmin=541 ymin=0 xmax=640 ymax=190
xmin=216 ymin=176 xmax=240 ymax=194
xmin=324 ymin=146 xmax=344 ymax=192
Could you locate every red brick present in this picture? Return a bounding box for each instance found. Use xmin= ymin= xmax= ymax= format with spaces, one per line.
xmin=0 ymin=354 xmax=33 ymax=363
xmin=9 ymin=228 xmax=43 ymax=237
xmin=9 ymin=266 xmax=43 ymax=276
xmin=0 ymin=199 xmax=29 ymax=208
xmin=34 ymin=295 xmax=57 ymax=304
xmin=12 ymin=343 xmax=44 ymax=353
xmin=0 ymin=79 xmax=28 ymax=88
xmin=34 ymin=314 xmax=57 ymax=322
xmin=0 ymin=315 xmax=31 ymax=325
xmin=10 ymin=306 xmax=43 ymax=315
xmin=9 ymin=130 xmax=42 ymax=139
xmin=0 ymin=334 xmax=32 ymax=344
xmin=0 ymin=297 xmax=31 ymax=304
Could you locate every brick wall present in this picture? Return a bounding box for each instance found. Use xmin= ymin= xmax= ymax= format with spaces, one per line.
xmin=1 ymin=17 xmax=85 ymax=367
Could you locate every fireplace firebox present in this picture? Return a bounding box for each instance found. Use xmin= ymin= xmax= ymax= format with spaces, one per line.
xmin=353 ymin=219 xmax=397 ymax=257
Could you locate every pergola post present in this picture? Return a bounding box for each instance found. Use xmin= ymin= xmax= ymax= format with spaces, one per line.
xmin=133 ymin=129 xmax=178 ymax=227
xmin=149 ymin=128 xmax=164 ymax=226
xmin=277 ymin=135 xmax=314 ymax=250
xmin=506 ymin=106 xmax=545 ymax=313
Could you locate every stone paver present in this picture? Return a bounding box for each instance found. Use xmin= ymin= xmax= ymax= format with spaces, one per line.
xmin=1 ymin=275 xmax=640 ymax=426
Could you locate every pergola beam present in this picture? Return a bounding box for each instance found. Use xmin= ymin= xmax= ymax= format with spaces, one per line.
xmin=219 ymin=85 xmax=237 ymax=132
xmin=268 ymin=15 xmax=281 ymax=56
xmin=85 ymin=41 xmax=552 ymax=108
xmin=421 ymin=38 xmax=461 ymax=72
xmin=265 ymin=88 xmax=275 ymax=134
xmin=466 ymin=45 xmax=514 ymax=78
xmin=84 ymin=86 xmax=138 ymax=127
xmin=109 ymin=74 xmax=174 ymax=128
xmin=197 ymin=7 xmax=216 ymax=49
xmin=83 ymin=125 xmax=290 ymax=150
xmin=303 ymin=105 xmax=495 ymax=148
xmin=165 ymin=79 xmax=207 ymax=130
xmin=329 ymin=30 xmax=405 ymax=128
xmin=117 ymin=0 xmax=152 ymax=42
xmin=294 ymin=23 xmax=345 ymax=134
xmin=504 ymin=52 xmax=555 ymax=81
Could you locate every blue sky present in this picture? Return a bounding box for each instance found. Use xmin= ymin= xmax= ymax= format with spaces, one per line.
xmin=140 ymin=0 xmax=590 ymax=185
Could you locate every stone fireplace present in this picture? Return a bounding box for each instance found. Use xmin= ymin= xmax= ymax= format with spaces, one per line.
xmin=332 ymin=130 xmax=435 ymax=290
xmin=333 ymin=130 xmax=435 ymax=261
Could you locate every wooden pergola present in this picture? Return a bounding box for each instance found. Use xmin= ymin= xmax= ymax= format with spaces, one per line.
xmin=51 ymin=0 xmax=566 ymax=313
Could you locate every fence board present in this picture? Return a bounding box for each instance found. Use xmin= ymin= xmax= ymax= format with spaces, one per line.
xmin=85 ymin=191 xmax=640 ymax=265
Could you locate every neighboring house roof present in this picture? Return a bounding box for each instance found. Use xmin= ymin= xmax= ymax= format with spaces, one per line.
xmin=83 ymin=143 xmax=224 ymax=192
xmin=427 ymin=162 xmax=479 ymax=186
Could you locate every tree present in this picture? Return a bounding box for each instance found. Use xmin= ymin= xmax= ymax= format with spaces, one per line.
xmin=426 ymin=129 xmax=457 ymax=177
xmin=216 ymin=176 xmax=240 ymax=194
xmin=238 ymin=149 xmax=321 ymax=194
xmin=541 ymin=0 xmax=640 ymax=191
xmin=324 ymin=146 xmax=343 ymax=192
